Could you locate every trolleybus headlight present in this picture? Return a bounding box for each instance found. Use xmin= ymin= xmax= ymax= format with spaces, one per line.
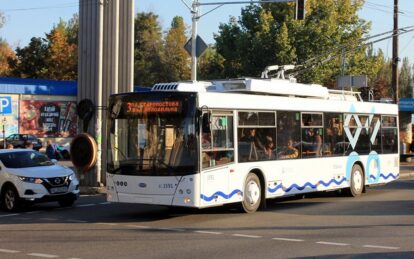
xmin=184 ymin=197 xmax=191 ymax=204
xmin=186 ymin=189 xmax=191 ymax=194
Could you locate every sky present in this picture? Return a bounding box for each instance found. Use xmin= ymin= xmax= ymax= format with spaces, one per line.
xmin=1 ymin=0 xmax=414 ymax=64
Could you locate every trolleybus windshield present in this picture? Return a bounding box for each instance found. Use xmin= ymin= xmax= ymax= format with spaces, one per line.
xmin=107 ymin=92 xmax=197 ymax=176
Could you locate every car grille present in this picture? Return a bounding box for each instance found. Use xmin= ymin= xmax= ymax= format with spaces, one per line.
xmin=41 ymin=176 xmax=72 ymax=191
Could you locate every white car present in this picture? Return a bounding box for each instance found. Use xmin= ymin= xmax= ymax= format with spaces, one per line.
xmin=0 ymin=149 xmax=80 ymax=211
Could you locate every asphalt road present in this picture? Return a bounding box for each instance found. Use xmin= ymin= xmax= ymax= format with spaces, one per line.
xmin=0 ymin=176 xmax=413 ymax=259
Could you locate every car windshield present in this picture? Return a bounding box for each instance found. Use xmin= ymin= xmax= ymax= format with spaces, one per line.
xmin=0 ymin=151 xmax=54 ymax=168
xmin=107 ymin=92 xmax=198 ymax=176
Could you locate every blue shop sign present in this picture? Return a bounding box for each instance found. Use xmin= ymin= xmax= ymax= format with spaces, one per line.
xmin=399 ymin=98 xmax=414 ymax=112
xmin=0 ymin=96 xmax=12 ymax=114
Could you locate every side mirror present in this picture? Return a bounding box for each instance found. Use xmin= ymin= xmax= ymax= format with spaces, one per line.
xmin=202 ymin=113 xmax=211 ymax=133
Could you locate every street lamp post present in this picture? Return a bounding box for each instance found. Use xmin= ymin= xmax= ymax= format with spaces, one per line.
xmin=2 ymin=116 xmax=6 ymax=149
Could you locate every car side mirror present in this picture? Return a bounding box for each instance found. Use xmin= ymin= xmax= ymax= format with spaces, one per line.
xmin=202 ymin=113 xmax=211 ymax=133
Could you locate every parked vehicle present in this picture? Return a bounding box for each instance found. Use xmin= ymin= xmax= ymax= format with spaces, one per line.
xmin=0 ymin=134 xmax=43 ymax=151
xmin=0 ymin=149 xmax=79 ymax=211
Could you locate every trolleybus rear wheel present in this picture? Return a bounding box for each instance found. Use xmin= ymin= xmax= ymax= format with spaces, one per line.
xmin=242 ymin=173 xmax=261 ymax=213
xmin=347 ymin=164 xmax=364 ymax=197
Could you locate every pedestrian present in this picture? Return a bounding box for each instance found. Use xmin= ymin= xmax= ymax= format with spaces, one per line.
xmin=25 ymin=141 xmax=34 ymax=149
xmin=46 ymin=140 xmax=58 ymax=159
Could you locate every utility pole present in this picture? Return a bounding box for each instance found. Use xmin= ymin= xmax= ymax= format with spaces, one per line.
xmin=392 ymin=0 xmax=399 ymax=104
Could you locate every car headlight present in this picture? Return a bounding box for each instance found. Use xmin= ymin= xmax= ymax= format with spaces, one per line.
xmin=68 ymin=173 xmax=76 ymax=181
xmin=18 ymin=176 xmax=43 ymax=184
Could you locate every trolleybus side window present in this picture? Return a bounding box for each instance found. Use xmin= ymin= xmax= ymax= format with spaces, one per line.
xmin=238 ymin=111 xmax=276 ymax=162
xmin=382 ymin=115 xmax=398 ymax=154
xmin=276 ymin=111 xmax=300 ymax=160
xmin=301 ymin=113 xmax=323 ymax=157
xmin=202 ymin=112 xmax=234 ymax=168
xmin=324 ymin=113 xmax=344 ymax=156
xmin=370 ymin=115 xmax=382 ymax=153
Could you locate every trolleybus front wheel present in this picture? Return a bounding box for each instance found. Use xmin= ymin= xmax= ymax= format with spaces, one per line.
xmin=346 ymin=164 xmax=364 ymax=197
xmin=242 ymin=173 xmax=262 ymax=213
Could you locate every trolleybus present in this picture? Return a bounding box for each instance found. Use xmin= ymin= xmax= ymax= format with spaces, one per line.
xmin=106 ymin=70 xmax=399 ymax=213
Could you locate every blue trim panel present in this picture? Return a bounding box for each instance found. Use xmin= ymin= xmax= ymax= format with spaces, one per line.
xmin=0 ymin=77 xmax=77 ymax=96
xmin=200 ymin=189 xmax=242 ymax=202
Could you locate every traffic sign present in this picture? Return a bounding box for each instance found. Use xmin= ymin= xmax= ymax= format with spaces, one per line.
xmin=184 ymin=35 xmax=208 ymax=58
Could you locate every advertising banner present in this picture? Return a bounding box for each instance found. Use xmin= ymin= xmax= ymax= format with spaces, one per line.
xmin=19 ymin=100 xmax=77 ymax=137
xmin=0 ymin=94 xmax=19 ymax=138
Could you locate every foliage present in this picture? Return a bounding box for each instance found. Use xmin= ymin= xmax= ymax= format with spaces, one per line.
xmin=399 ymin=57 xmax=413 ymax=98
xmin=9 ymin=37 xmax=48 ymax=78
xmin=163 ymin=16 xmax=190 ymax=82
xmin=0 ymin=39 xmax=16 ymax=76
xmin=134 ymin=12 xmax=165 ymax=86
xmin=198 ymin=47 xmax=225 ymax=80
xmin=43 ymin=19 xmax=77 ymax=80
xmin=214 ymin=0 xmax=384 ymax=88
xmin=9 ymin=16 xmax=78 ymax=80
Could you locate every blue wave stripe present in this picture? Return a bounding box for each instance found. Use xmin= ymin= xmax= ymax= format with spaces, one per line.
xmin=369 ymin=172 xmax=399 ymax=181
xmin=201 ymin=189 xmax=242 ymax=202
xmin=268 ymin=178 xmax=347 ymax=193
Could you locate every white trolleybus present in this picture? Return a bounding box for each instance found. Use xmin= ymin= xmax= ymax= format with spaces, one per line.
xmin=106 ymin=68 xmax=399 ymax=213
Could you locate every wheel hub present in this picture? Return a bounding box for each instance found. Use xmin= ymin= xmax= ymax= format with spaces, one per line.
xmin=246 ymin=180 xmax=260 ymax=205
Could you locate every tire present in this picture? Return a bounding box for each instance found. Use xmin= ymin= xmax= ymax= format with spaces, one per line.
xmin=1 ymin=185 xmax=22 ymax=212
xmin=58 ymin=198 xmax=76 ymax=207
xmin=346 ymin=164 xmax=364 ymax=197
xmin=242 ymin=173 xmax=262 ymax=213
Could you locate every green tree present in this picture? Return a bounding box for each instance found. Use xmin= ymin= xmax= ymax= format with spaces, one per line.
xmin=198 ymin=47 xmax=224 ymax=80
xmin=134 ymin=12 xmax=165 ymax=86
xmin=399 ymin=57 xmax=413 ymax=98
xmin=9 ymin=37 xmax=48 ymax=78
xmin=163 ymin=16 xmax=190 ymax=82
xmin=42 ymin=19 xmax=77 ymax=80
xmin=214 ymin=0 xmax=380 ymax=86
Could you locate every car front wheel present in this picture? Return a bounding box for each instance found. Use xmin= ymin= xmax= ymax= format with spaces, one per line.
xmin=2 ymin=185 xmax=22 ymax=212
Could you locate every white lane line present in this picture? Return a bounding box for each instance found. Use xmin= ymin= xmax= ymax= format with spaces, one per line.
xmin=65 ymin=219 xmax=88 ymax=223
xmin=27 ymin=252 xmax=59 ymax=258
xmin=0 ymin=213 xmax=19 ymax=218
xmin=272 ymin=237 xmax=304 ymax=242
xmin=126 ymin=225 xmax=151 ymax=229
xmin=232 ymin=234 xmax=262 ymax=239
xmin=363 ymin=245 xmax=400 ymax=250
xmin=25 ymin=211 xmax=40 ymax=214
xmin=95 ymin=222 xmax=118 ymax=226
xmin=76 ymin=204 xmax=96 ymax=207
xmin=316 ymin=241 xmax=350 ymax=246
xmin=156 ymin=227 xmax=185 ymax=232
xmin=194 ymin=230 xmax=223 ymax=235
xmin=0 ymin=248 xmax=20 ymax=253
xmin=99 ymin=202 xmax=111 ymax=205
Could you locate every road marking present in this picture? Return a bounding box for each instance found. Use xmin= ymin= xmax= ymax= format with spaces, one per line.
xmin=194 ymin=231 xmax=223 ymax=235
xmin=65 ymin=219 xmax=88 ymax=223
xmin=99 ymin=202 xmax=111 ymax=205
xmin=77 ymin=204 xmax=96 ymax=207
xmin=27 ymin=253 xmax=59 ymax=258
xmin=95 ymin=222 xmax=118 ymax=226
xmin=126 ymin=225 xmax=151 ymax=229
xmin=156 ymin=227 xmax=185 ymax=232
xmin=0 ymin=248 xmax=20 ymax=253
xmin=0 ymin=213 xmax=19 ymax=218
xmin=363 ymin=245 xmax=400 ymax=250
xmin=316 ymin=241 xmax=350 ymax=246
xmin=232 ymin=234 xmax=262 ymax=238
xmin=25 ymin=211 xmax=40 ymax=214
xmin=272 ymin=237 xmax=304 ymax=242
